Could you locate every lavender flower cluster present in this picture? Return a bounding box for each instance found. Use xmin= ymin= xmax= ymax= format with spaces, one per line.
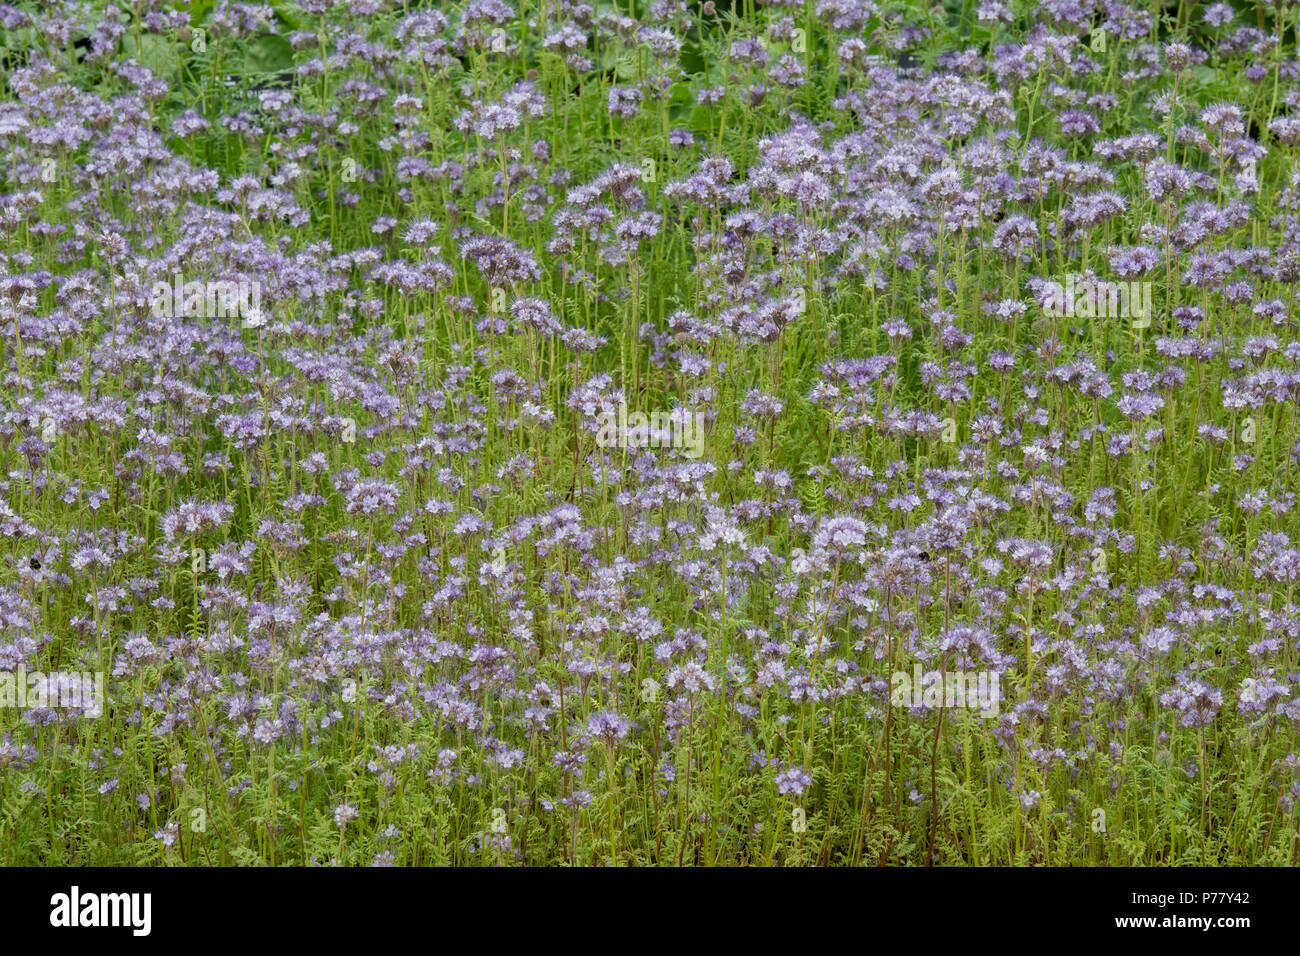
xmin=1 ymin=0 xmax=1299 ymax=866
